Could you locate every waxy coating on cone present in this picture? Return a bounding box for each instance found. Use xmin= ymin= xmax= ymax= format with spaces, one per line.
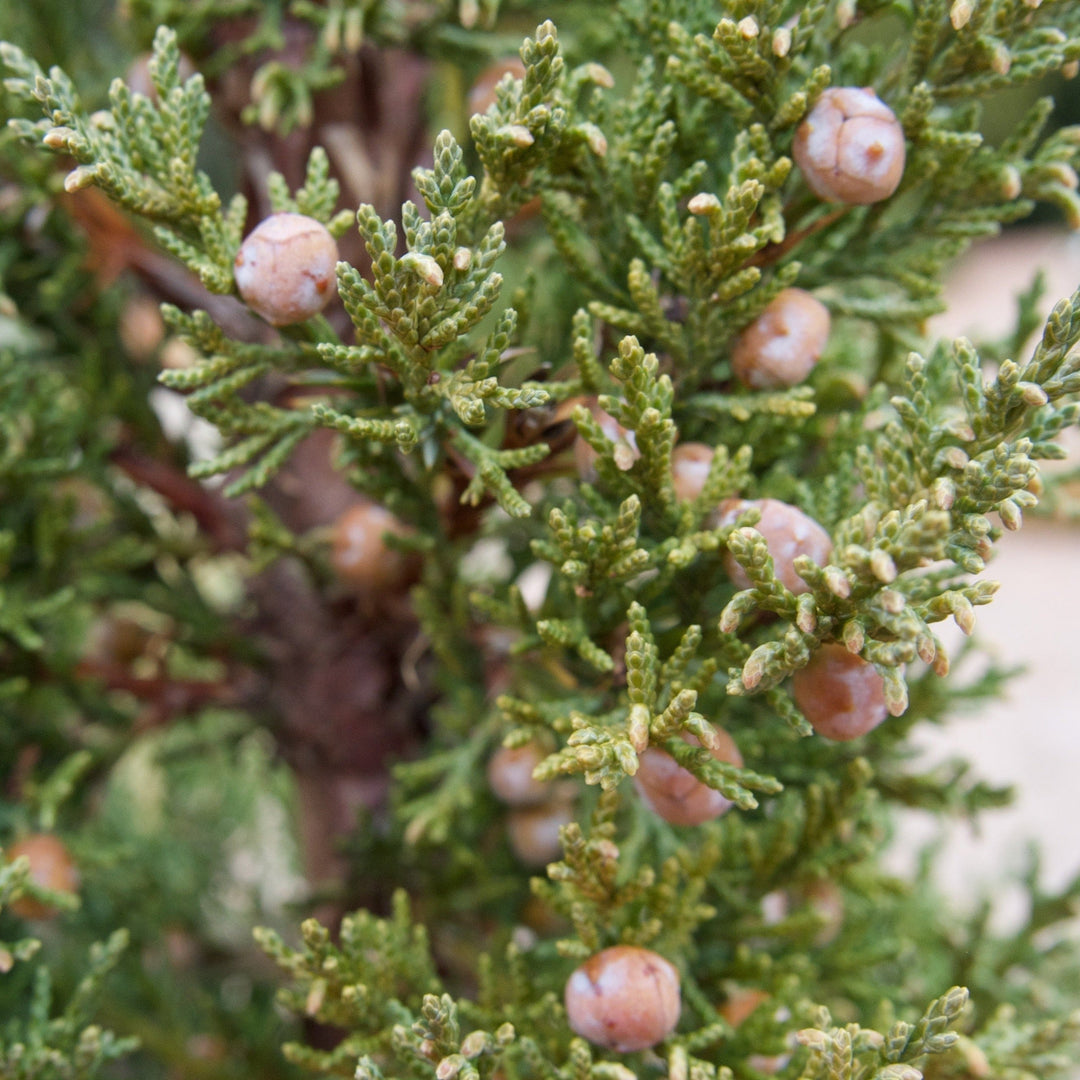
xmin=5 ymin=834 xmax=80 ymax=919
xmin=487 ymin=743 xmax=552 ymax=806
xmin=671 ymin=443 xmax=714 ymax=502
xmin=792 ymin=644 xmax=889 ymax=740
xmin=506 ymin=798 xmax=575 ymax=866
xmin=234 ymin=212 xmax=339 ymax=326
xmin=731 ymin=289 xmax=831 ymax=390
xmin=565 ymin=945 xmax=681 ymax=1052
xmin=718 ymin=498 xmax=833 ymax=595
xmin=634 ymin=727 xmax=743 ymax=826
xmin=793 ymin=87 xmax=906 ymax=205
xmin=331 ymin=502 xmax=410 ymax=590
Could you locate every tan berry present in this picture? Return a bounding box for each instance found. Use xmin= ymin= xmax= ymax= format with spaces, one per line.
xmin=487 ymin=743 xmax=552 ymax=806
xmin=791 ymin=644 xmax=888 ymax=740
xmin=671 ymin=443 xmax=714 ymax=501
xmin=234 ymin=212 xmax=339 ymax=326
xmin=6 ymin=834 xmax=80 ymax=919
xmin=634 ymin=727 xmax=742 ymax=826
xmin=468 ymin=57 xmax=527 ymax=116
xmin=506 ymin=798 xmax=575 ymax=867
xmin=565 ymin=945 xmax=681 ymax=1052
xmin=331 ymin=502 xmax=410 ymax=590
xmin=731 ymin=289 xmax=831 ymax=390
xmin=719 ymin=987 xmax=771 ymax=1028
xmin=118 ymin=293 xmax=166 ymax=360
xmin=717 ymin=498 xmax=832 ymax=594
xmin=793 ymin=87 xmax=906 ymax=205
xmin=574 ymin=400 xmax=639 ymax=481
xmin=720 ymin=989 xmax=792 ymax=1073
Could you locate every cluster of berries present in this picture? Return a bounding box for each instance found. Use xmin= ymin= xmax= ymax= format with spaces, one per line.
xmin=487 ymin=743 xmax=577 ymax=866
xmin=223 ymin=81 xmax=908 ymax=1060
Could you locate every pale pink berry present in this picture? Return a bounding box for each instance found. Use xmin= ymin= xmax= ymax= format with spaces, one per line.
xmin=717 ymin=498 xmax=832 ymax=594
xmin=331 ymin=502 xmax=410 ymax=590
xmin=791 ymin=644 xmax=888 ymax=740
xmin=793 ymin=87 xmax=906 ymax=205
xmin=671 ymin=443 xmax=714 ymax=501
xmin=731 ymin=289 xmax=830 ymax=390
xmin=634 ymin=727 xmax=742 ymax=826
xmin=487 ymin=743 xmax=552 ymax=806
xmin=565 ymin=945 xmax=681 ymax=1052
xmin=719 ymin=987 xmax=770 ymax=1028
xmin=719 ymin=990 xmax=790 ymax=1074
xmin=234 ymin=212 xmax=339 ymax=326
xmin=6 ymin=834 xmax=80 ymax=920
xmin=506 ymin=798 xmax=575 ymax=866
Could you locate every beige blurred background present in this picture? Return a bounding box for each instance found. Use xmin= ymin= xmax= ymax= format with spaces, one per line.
xmin=887 ymin=227 xmax=1080 ymax=920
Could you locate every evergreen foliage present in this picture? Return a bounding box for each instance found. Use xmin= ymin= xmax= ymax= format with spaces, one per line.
xmin=0 ymin=2 xmax=1079 ymax=1080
